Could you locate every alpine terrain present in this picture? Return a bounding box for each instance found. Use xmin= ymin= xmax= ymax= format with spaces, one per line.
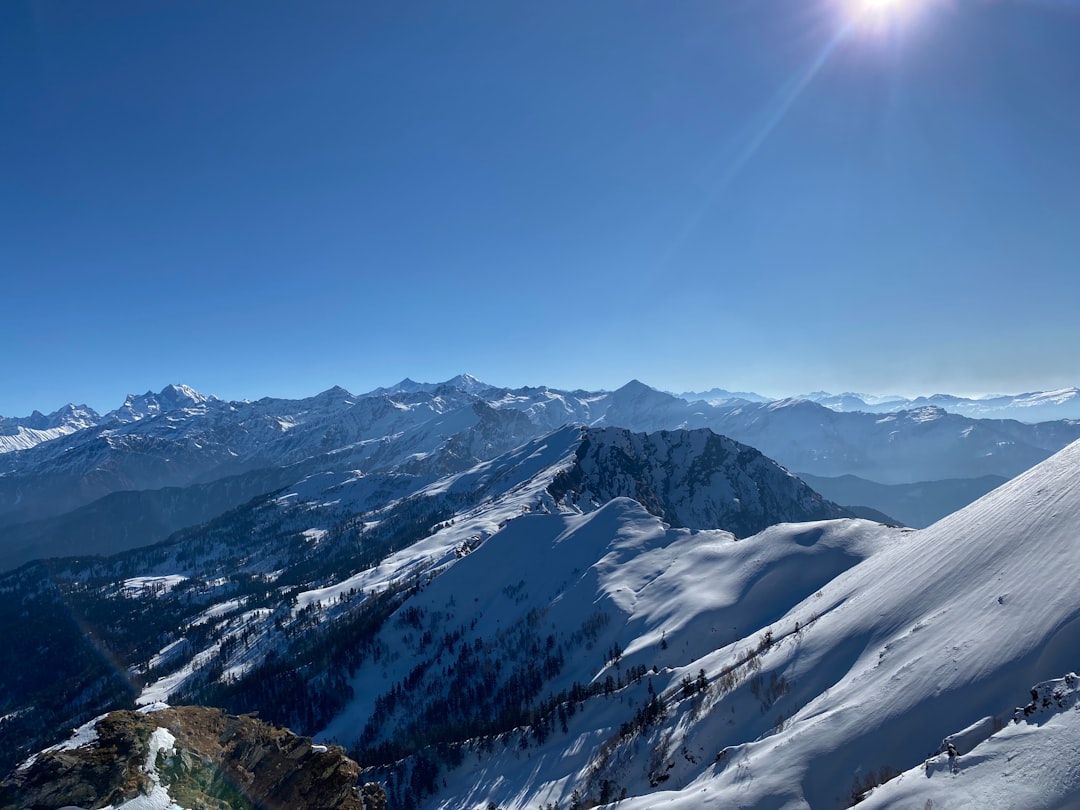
xmin=0 ymin=376 xmax=1077 ymax=809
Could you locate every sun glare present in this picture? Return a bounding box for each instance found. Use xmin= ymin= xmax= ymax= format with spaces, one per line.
xmin=848 ymin=0 xmax=923 ymax=31
xmin=860 ymin=0 xmax=903 ymax=15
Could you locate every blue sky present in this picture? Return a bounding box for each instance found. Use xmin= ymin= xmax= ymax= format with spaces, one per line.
xmin=3 ymin=0 xmax=1079 ymax=415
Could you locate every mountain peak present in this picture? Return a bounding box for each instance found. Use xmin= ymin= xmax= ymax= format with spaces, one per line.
xmin=549 ymin=425 xmax=848 ymax=536
xmin=374 ymin=373 xmax=492 ymax=397
xmin=109 ymin=384 xmax=213 ymax=422
xmin=316 ymin=385 xmax=354 ymax=399
xmin=157 ymin=383 xmax=213 ymax=406
xmin=441 ymin=373 xmax=491 ymax=393
xmin=611 ymin=379 xmax=663 ymax=399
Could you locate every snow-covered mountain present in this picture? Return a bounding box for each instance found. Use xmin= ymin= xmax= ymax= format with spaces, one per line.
xmin=0 ymin=424 xmax=849 ymax=775
xmin=3 ymin=378 xmax=1080 ymax=572
xmin=797 ymin=387 xmax=1080 ymax=422
xmin=675 ymin=387 xmax=771 ymax=405
xmin=2 ymin=395 xmax=1079 ymax=807
xmin=674 ymin=386 xmax=1080 ymax=422
xmin=0 ymin=402 xmax=99 ymax=454
xmin=706 ymin=398 xmax=1080 ymax=483
xmin=0 ymin=383 xmax=535 ymax=534
xmin=332 ymin=437 xmax=1080 ymax=809
xmin=369 ymin=373 xmax=496 ymax=397
xmin=107 ymin=383 xmax=218 ymax=423
xmin=549 ymin=427 xmax=846 ymax=536
xmin=675 ymin=386 xmax=1080 ymax=422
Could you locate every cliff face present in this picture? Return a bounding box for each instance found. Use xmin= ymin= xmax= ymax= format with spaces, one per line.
xmin=0 ymin=706 xmax=386 ymax=810
xmin=548 ymin=427 xmax=849 ymax=536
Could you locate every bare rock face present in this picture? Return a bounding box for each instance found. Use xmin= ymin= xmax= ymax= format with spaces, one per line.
xmin=0 ymin=706 xmax=385 ymax=810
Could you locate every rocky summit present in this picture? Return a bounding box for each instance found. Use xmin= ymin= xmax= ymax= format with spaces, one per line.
xmin=0 ymin=705 xmax=385 ymax=810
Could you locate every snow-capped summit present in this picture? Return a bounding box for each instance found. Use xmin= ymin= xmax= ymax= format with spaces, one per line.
xmin=441 ymin=373 xmax=492 ymax=394
xmin=369 ymin=373 xmax=493 ymax=397
xmin=0 ymin=402 xmax=100 ymax=454
xmin=109 ymin=383 xmax=216 ymax=422
xmin=158 ymin=382 xmax=214 ymax=408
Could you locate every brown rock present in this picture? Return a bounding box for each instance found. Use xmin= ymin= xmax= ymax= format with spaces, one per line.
xmin=0 ymin=706 xmax=385 ymax=810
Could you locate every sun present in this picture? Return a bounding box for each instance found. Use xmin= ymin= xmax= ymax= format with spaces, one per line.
xmin=848 ymin=0 xmax=920 ymax=29
xmin=859 ymin=0 xmax=905 ymax=16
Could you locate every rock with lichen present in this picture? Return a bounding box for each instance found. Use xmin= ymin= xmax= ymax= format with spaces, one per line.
xmin=0 ymin=705 xmax=385 ymax=810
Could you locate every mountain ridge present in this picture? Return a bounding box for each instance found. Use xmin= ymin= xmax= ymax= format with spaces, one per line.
xmin=4 ymin=377 xmax=1080 ymax=572
xmin=2 ymin=411 xmax=1079 ymax=808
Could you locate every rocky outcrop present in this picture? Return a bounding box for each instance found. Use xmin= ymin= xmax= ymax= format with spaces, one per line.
xmin=0 ymin=706 xmax=385 ymax=810
xmin=548 ymin=427 xmax=850 ymax=537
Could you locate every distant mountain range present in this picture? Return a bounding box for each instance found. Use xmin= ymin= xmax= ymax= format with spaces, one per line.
xmin=2 ymin=376 xmax=1079 ymax=571
xmin=7 ymin=379 xmax=1077 ymax=460
xmin=677 ymin=385 xmax=1080 ymax=422
xmin=0 ymin=402 xmax=99 ymax=454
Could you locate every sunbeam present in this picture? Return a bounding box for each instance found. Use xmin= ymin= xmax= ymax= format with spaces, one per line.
xmin=655 ymin=21 xmax=854 ymax=270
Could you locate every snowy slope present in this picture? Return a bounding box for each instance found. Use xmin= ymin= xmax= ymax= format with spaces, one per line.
xmin=859 ymin=672 xmax=1080 ymax=810
xmin=393 ymin=439 xmax=1080 ymax=809
xmin=315 ymin=498 xmax=892 ymax=756
xmin=623 ymin=436 xmax=1080 ymax=808
xmin=121 ymin=425 xmax=846 ymax=714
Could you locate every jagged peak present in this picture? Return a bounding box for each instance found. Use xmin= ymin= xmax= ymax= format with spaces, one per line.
xmin=441 ymin=373 xmax=491 ymax=392
xmin=550 ymin=424 xmax=847 ymax=535
xmin=159 ymin=382 xmax=210 ymax=399
xmin=107 ymin=383 xmax=215 ymax=423
xmin=315 ymin=385 xmax=354 ymax=399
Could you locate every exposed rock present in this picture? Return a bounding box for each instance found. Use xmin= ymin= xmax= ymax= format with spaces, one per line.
xmin=0 ymin=706 xmax=385 ymax=810
xmin=548 ymin=427 xmax=849 ymax=537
